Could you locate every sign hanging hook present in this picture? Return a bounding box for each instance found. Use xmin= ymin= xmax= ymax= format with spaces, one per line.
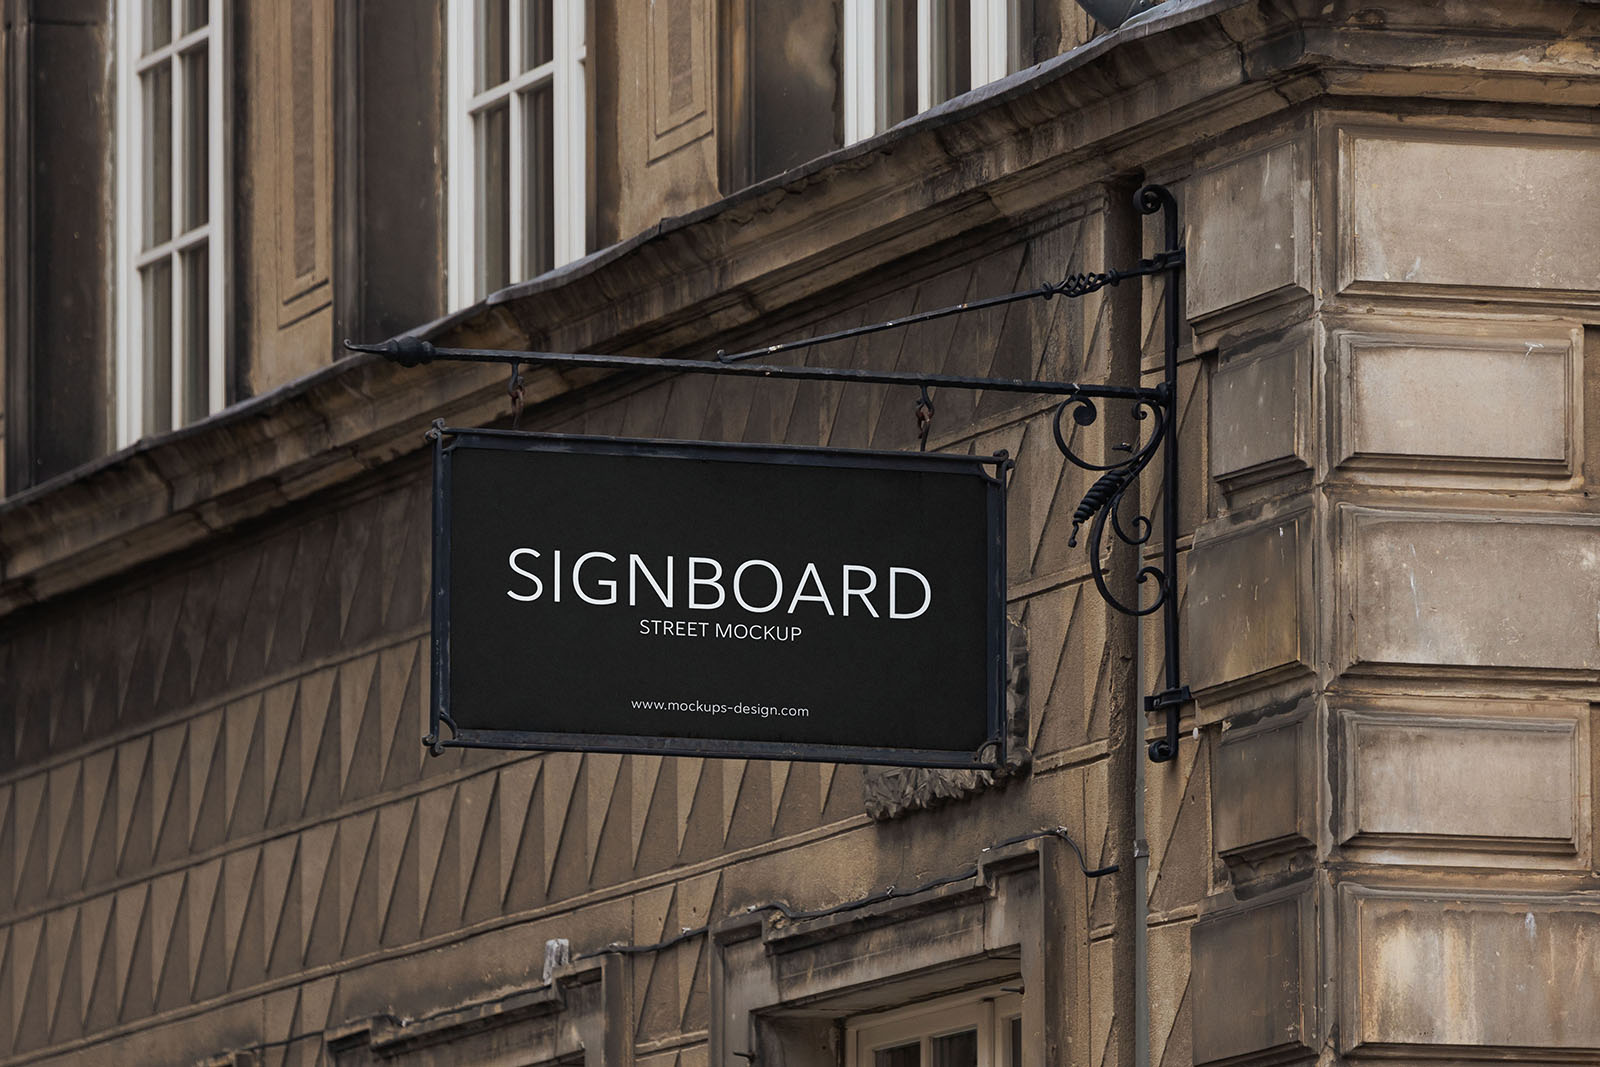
xmin=508 ymin=361 xmax=526 ymax=429
xmin=915 ymin=384 xmax=936 ymax=452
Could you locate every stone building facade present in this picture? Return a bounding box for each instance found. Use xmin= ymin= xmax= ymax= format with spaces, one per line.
xmin=1 ymin=2 xmax=1598 ymax=1065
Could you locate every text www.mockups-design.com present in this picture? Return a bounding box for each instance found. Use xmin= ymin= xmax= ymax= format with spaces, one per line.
xmin=631 ymin=699 xmax=810 ymax=719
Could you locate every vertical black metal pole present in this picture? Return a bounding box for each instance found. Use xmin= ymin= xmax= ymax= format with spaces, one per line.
xmin=1162 ymin=200 xmax=1181 ymax=705
xmin=427 ymin=421 xmax=448 ymax=755
xmin=1141 ymin=186 xmax=1187 ymax=763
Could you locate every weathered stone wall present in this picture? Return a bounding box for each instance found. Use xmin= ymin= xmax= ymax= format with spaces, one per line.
xmin=4 ymin=3 xmax=1600 ymax=1066
xmin=1186 ymin=103 xmax=1600 ymax=1064
xmin=0 ymin=200 xmax=1151 ymax=1065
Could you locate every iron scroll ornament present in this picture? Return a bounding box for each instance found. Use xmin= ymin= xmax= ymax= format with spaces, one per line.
xmin=1052 ymin=389 xmax=1170 ymax=619
xmin=349 ymin=182 xmax=1191 ymax=763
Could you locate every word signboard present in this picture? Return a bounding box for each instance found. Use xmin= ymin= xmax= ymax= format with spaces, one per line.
xmin=431 ymin=429 xmax=1008 ymax=767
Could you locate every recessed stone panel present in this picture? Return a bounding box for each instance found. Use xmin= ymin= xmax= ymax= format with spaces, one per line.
xmin=1211 ymin=327 xmax=1311 ymax=493
xmin=1332 ymin=320 xmax=1580 ymax=481
xmin=1193 ymin=888 xmax=1314 ymax=1066
xmin=1338 ymin=701 xmax=1586 ymax=862
xmin=1342 ymin=884 xmax=1600 ymax=1054
xmin=1188 ymin=141 xmax=1311 ymax=328
xmin=1214 ymin=703 xmax=1314 ymax=878
xmin=1340 ymin=131 xmax=1600 ymax=301
xmin=1187 ymin=511 xmax=1311 ymax=696
xmin=1340 ymin=507 xmax=1600 ymax=674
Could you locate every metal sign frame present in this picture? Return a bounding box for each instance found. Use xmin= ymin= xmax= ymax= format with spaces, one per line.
xmin=429 ymin=427 xmax=1012 ymax=769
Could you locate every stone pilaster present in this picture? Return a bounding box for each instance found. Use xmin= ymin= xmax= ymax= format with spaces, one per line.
xmin=1184 ymin=102 xmax=1600 ymax=1064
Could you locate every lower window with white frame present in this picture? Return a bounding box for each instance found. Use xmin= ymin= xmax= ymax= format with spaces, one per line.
xmin=848 ymin=989 xmax=1023 ymax=1067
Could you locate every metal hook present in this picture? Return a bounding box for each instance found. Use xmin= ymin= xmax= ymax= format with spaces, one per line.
xmin=507 ymin=361 xmax=526 ymax=430
xmin=915 ymin=384 xmax=935 ymax=451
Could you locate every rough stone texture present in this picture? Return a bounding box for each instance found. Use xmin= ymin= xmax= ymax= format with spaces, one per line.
xmin=1329 ymin=317 xmax=1582 ymax=483
xmin=1209 ymin=325 xmax=1311 ymax=495
xmin=1190 ymin=887 xmax=1314 ymax=1067
xmin=1184 ymin=509 xmax=1312 ymax=702
xmin=1212 ymin=701 xmax=1314 ymax=883
xmin=1337 ymin=699 xmax=1588 ymax=866
xmin=1339 ymin=507 xmax=1600 ymax=675
xmin=1186 ymin=138 xmax=1311 ymax=339
xmin=1340 ymin=131 xmax=1600 ymax=302
xmin=1341 ymin=884 xmax=1600 ymax=1055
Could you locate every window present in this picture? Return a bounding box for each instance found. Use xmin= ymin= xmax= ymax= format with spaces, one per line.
xmin=448 ymin=0 xmax=588 ymax=308
xmin=848 ymin=989 xmax=1024 ymax=1067
xmin=842 ymin=0 xmax=1015 ymax=143
xmin=115 ymin=0 xmax=228 ymax=445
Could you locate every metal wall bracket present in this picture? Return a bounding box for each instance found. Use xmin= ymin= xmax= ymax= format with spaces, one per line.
xmin=349 ymin=184 xmax=1191 ymax=763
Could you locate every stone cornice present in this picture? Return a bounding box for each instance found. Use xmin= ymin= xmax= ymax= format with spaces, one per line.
xmin=4 ymin=0 xmax=1599 ymax=619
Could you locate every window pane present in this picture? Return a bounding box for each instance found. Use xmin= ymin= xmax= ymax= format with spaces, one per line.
xmin=524 ymin=0 xmax=553 ymax=68
xmin=932 ymin=0 xmax=971 ymax=104
xmin=881 ymin=0 xmax=916 ymax=127
xmin=144 ymin=0 xmax=171 ymax=53
xmin=477 ymin=0 xmax=510 ymax=91
xmin=1008 ymin=1016 xmax=1022 ymax=1067
xmin=181 ymin=47 xmax=209 ymax=231
xmin=876 ymin=1042 xmax=920 ymax=1067
xmin=931 ymin=1030 xmax=978 ymax=1067
xmin=182 ymin=0 xmax=207 ymax=32
xmin=181 ymin=246 xmax=209 ymax=424
xmin=748 ymin=0 xmax=838 ymax=182
xmin=475 ymin=104 xmax=510 ymax=294
xmin=141 ymin=260 xmax=173 ymax=435
xmin=142 ymin=63 xmax=173 ymax=249
xmin=522 ymin=85 xmax=554 ymax=277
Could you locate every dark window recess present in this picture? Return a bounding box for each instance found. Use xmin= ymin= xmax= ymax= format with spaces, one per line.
xmin=333 ymin=0 xmax=447 ymax=350
xmin=4 ymin=11 xmax=115 ymax=492
xmin=723 ymin=0 xmax=840 ymax=191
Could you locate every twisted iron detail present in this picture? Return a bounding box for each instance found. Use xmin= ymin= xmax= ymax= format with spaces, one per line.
xmin=1045 ymin=269 xmax=1120 ymax=300
xmin=1052 ymin=389 xmax=1171 ymax=618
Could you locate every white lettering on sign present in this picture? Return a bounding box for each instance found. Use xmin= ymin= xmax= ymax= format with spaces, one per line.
xmin=506 ymin=550 xmax=931 ymax=620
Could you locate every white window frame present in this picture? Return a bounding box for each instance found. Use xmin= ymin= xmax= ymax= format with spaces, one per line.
xmin=843 ymin=0 xmax=1013 ymax=144
xmin=114 ymin=0 xmax=229 ymax=447
xmin=447 ymin=0 xmax=588 ymax=311
xmin=847 ymin=988 xmax=1024 ymax=1067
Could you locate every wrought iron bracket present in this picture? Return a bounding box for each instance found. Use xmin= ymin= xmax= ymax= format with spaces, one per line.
xmin=349 ymin=184 xmax=1190 ymax=763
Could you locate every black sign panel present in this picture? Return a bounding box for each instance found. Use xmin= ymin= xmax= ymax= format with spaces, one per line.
xmin=432 ymin=429 xmax=1008 ymax=767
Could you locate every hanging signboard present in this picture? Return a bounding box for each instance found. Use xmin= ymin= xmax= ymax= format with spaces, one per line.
xmin=430 ymin=428 xmax=1009 ymax=767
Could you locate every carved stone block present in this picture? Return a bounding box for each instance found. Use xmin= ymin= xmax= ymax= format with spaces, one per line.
xmin=1192 ymin=884 xmax=1316 ymax=1066
xmin=1340 ymin=883 xmax=1600 ymax=1055
xmin=1329 ymin=317 xmax=1582 ymax=484
xmin=1186 ymin=510 xmax=1313 ymax=702
xmin=1339 ymin=129 xmax=1600 ymax=305
xmin=1187 ymin=139 xmax=1312 ymax=335
xmin=1213 ymin=701 xmax=1315 ymax=884
xmin=1210 ymin=325 xmax=1312 ymax=496
xmin=1337 ymin=506 xmax=1600 ymax=675
xmin=1336 ymin=697 xmax=1588 ymax=866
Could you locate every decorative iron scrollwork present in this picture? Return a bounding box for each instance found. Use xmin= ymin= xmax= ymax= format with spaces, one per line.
xmin=1051 ymin=389 xmax=1171 ymax=618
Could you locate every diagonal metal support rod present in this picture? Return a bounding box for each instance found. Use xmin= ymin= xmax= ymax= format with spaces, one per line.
xmin=347 ymin=183 xmax=1191 ymax=762
xmin=344 ymin=335 xmax=1164 ymax=403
